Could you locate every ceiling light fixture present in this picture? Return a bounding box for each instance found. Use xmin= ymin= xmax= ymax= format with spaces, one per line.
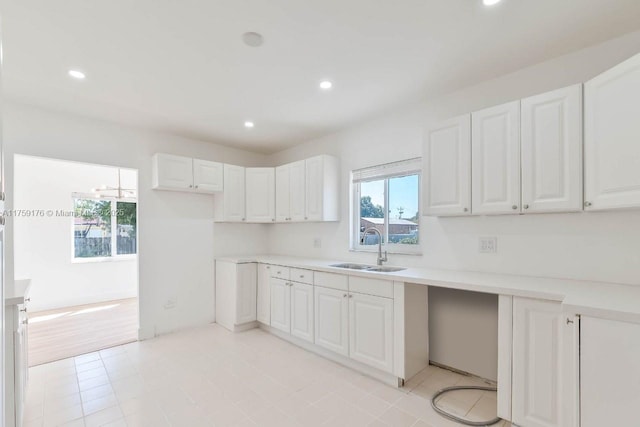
xmin=244 ymin=121 xmax=255 ymax=128
xmin=68 ymin=69 xmax=86 ymax=80
xmin=242 ymin=32 xmax=264 ymax=47
xmin=319 ymin=80 xmax=333 ymax=90
xmin=483 ymin=0 xmax=502 ymax=6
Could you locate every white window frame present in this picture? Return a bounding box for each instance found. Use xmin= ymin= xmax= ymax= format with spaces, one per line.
xmin=350 ymin=158 xmax=421 ymax=255
xmin=71 ymin=193 xmax=138 ymax=263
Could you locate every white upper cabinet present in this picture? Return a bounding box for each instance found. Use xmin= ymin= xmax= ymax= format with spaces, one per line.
xmin=245 ymin=168 xmax=275 ymax=223
xmin=276 ymin=156 xmax=338 ymax=223
xmin=214 ymin=164 xmax=246 ymax=222
xmin=152 ymin=153 xmax=194 ymax=191
xmin=193 ymin=159 xmax=223 ymax=193
xmin=289 ymin=160 xmax=307 ymax=221
xmin=305 ymin=155 xmax=339 ymax=222
xmin=472 ymin=101 xmax=521 ymax=214
xmin=584 ymin=53 xmax=640 ymax=211
xmin=521 ymin=85 xmax=583 ymax=213
xmin=153 ymin=154 xmax=223 ymax=193
xmin=275 ymin=164 xmax=292 ymax=222
xmin=422 ymin=115 xmax=471 ymax=216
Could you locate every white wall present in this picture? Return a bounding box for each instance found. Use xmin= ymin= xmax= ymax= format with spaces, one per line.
xmin=267 ymin=31 xmax=640 ymax=379
xmin=3 ymin=103 xmax=270 ymax=338
xmin=13 ymin=156 xmax=137 ymax=311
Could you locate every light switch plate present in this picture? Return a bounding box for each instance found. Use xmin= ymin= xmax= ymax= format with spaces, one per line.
xmin=479 ymin=236 xmax=497 ymax=253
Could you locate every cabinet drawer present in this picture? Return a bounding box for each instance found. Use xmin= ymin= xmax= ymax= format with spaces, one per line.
xmin=290 ymin=268 xmax=313 ymax=285
xmin=270 ymin=265 xmax=290 ymax=280
xmin=349 ymin=276 xmax=394 ymax=299
xmin=314 ymin=271 xmax=348 ymax=291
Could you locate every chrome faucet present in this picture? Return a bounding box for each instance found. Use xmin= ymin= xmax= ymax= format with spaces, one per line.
xmin=362 ymin=227 xmax=388 ymax=266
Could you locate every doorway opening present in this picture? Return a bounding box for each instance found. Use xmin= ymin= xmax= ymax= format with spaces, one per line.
xmin=13 ymin=155 xmax=139 ymax=366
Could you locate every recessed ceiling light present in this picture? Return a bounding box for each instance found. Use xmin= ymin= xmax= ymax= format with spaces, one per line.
xmin=242 ymin=32 xmax=264 ymax=47
xmin=244 ymin=121 xmax=255 ymax=128
xmin=483 ymin=0 xmax=502 ymax=6
xmin=68 ymin=69 xmax=86 ymax=80
xmin=319 ymin=80 xmax=333 ymax=90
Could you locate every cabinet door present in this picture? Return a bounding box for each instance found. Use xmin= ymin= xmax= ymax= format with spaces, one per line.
xmin=245 ymin=168 xmax=275 ymax=223
xmin=153 ymin=154 xmax=194 ymax=190
xmin=193 ymin=159 xmax=223 ymax=193
xmin=290 ymin=282 xmax=314 ymax=343
xmin=270 ymin=278 xmax=291 ymax=333
xmin=584 ymin=53 xmax=640 ymax=210
xmin=314 ymin=286 xmax=349 ymax=356
xmin=256 ymin=264 xmax=271 ymax=324
xmin=222 ymin=164 xmax=246 ymax=222
xmin=305 ymin=156 xmax=324 ymax=221
xmin=422 ymin=115 xmax=471 ymax=216
xmin=581 ymin=317 xmax=640 ymax=427
xmin=521 ymin=85 xmax=583 ymax=213
xmin=472 ymin=101 xmax=521 ymax=214
xmin=235 ymin=263 xmax=257 ymax=325
xmin=275 ymin=165 xmax=291 ymax=222
xmin=512 ymin=298 xmax=578 ymax=427
xmin=349 ymin=293 xmax=394 ymax=373
xmin=289 ymin=160 xmax=306 ymax=221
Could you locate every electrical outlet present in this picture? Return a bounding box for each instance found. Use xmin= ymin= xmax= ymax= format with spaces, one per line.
xmin=313 ymin=237 xmax=322 ymax=248
xmin=164 ymin=297 xmax=177 ymax=309
xmin=479 ymin=237 xmax=497 ymax=253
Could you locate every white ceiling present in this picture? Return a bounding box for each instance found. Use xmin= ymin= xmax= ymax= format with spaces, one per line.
xmin=2 ymin=0 xmax=640 ymax=153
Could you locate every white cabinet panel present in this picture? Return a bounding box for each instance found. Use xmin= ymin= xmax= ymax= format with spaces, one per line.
xmin=472 ymin=101 xmax=521 ymax=214
xmin=193 ymin=159 xmax=223 ymax=193
xmin=581 ymin=317 xmax=640 ymax=427
xmin=290 ymin=160 xmax=306 ymax=221
xmin=512 ymin=298 xmax=578 ymax=427
xmin=585 ymin=53 xmax=640 ymax=210
xmin=275 ymin=165 xmax=291 ymax=222
xmin=152 ymin=153 xmax=194 ymax=191
xmin=422 ymin=115 xmax=471 ymax=216
xmin=270 ymin=278 xmax=291 ymax=333
xmin=235 ymin=264 xmax=257 ymax=325
xmin=314 ymin=286 xmax=349 ymax=356
xmin=305 ymin=155 xmax=339 ymax=222
xmin=349 ymin=293 xmax=393 ymax=373
xmin=521 ymin=85 xmax=583 ymax=213
xmin=215 ymin=164 xmax=246 ymax=222
xmin=257 ymin=264 xmax=271 ymax=325
xmin=291 ymin=282 xmax=314 ymax=343
xmin=246 ymin=168 xmax=275 ymax=223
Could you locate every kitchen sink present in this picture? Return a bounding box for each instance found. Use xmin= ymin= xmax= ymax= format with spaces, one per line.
xmin=330 ymin=263 xmax=372 ymax=270
xmin=330 ymin=263 xmax=406 ymax=273
xmin=365 ymin=266 xmax=406 ymax=272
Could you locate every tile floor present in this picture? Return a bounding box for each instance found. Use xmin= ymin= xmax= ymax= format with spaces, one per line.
xmin=24 ymin=324 xmax=512 ymax=427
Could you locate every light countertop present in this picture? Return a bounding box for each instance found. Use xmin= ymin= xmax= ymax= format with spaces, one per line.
xmin=5 ymin=278 xmax=31 ymax=306
xmin=217 ymin=255 xmax=640 ymax=324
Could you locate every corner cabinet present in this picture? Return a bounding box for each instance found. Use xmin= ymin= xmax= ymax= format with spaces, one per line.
xmin=472 ymin=101 xmax=521 ymax=215
xmin=152 ymin=153 xmax=223 ymax=193
xmin=521 ymin=85 xmax=583 ymax=213
xmin=422 ymin=114 xmax=471 ymax=216
xmin=512 ymin=297 xmax=578 ymax=427
xmin=213 ymin=164 xmax=246 ymax=222
xmin=245 ymin=168 xmax=275 ymax=223
xmin=584 ymin=52 xmax=640 ymax=211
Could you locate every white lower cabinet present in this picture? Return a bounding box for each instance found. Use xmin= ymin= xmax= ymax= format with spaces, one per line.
xmin=581 ymin=316 xmax=640 ymax=427
xmin=349 ymin=293 xmax=394 ymax=373
xmin=215 ymin=261 xmax=257 ymax=332
xmin=257 ymin=264 xmax=271 ymax=324
xmin=270 ymin=277 xmax=291 ymax=333
xmin=512 ymin=297 xmax=578 ymax=427
xmin=314 ymin=286 xmax=349 ymax=357
xmin=291 ymin=282 xmax=314 ymax=343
